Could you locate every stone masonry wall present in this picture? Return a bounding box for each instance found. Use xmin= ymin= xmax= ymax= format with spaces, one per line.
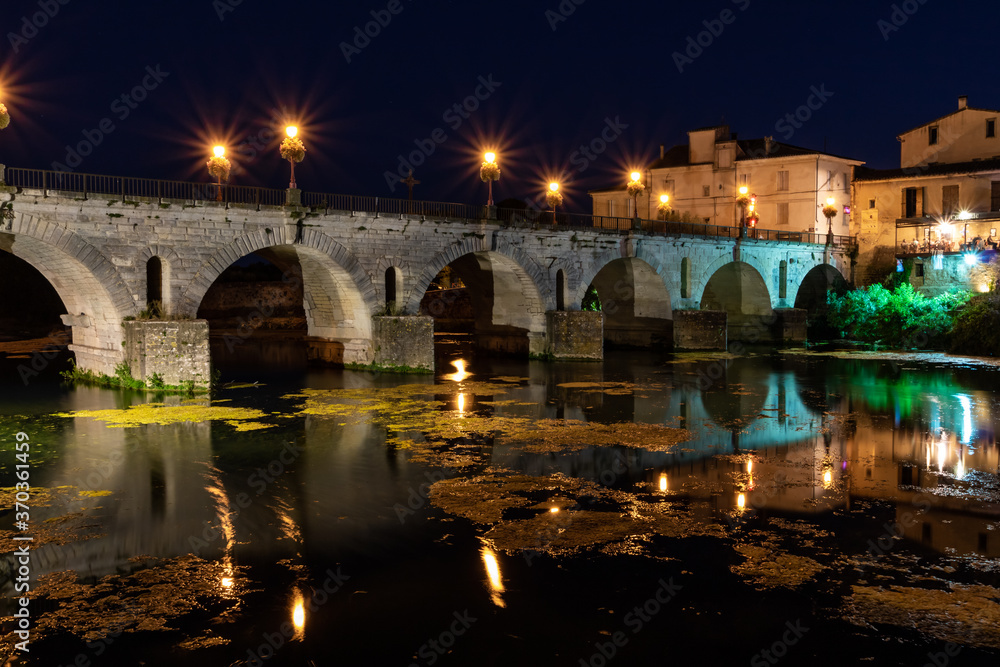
xmin=123 ymin=320 xmax=211 ymax=388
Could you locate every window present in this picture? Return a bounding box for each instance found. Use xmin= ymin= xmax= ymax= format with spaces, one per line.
xmin=777 ymin=202 xmax=789 ymax=226
xmin=902 ymin=187 xmax=922 ymax=218
xmin=915 ymin=263 xmax=924 ymax=277
xmin=942 ymin=185 xmax=959 ymax=215
xmin=988 ymin=119 xmax=996 ymax=138
xmin=929 ymin=126 xmax=939 ymax=145
xmin=777 ymin=171 xmax=789 ymax=191
xmin=703 ymin=185 xmax=711 ymax=197
xmin=869 ymin=199 xmax=876 ymax=209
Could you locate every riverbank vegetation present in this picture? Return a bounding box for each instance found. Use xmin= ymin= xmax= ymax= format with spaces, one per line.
xmin=826 ymin=260 xmax=999 ymax=355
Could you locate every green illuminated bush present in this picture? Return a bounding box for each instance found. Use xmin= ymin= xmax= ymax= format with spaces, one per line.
xmin=827 ymin=283 xmax=971 ymax=349
xmin=949 ymin=293 xmax=1000 ymax=356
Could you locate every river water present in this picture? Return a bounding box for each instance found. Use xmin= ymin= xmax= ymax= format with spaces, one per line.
xmin=2 ymin=343 xmax=999 ymax=666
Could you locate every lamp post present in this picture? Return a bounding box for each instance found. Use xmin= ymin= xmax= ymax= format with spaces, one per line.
xmin=657 ymin=194 xmax=671 ymax=220
xmin=626 ymin=171 xmax=645 ymax=226
xmin=546 ymin=182 xmax=563 ymax=225
xmin=0 ymin=93 xmax=10 ymax=185
xmin=280 ymin=125 xmax=306 ymax=191
xmin=736 ymin=185 xmax=750 ymax=237
xmin=822 ymin=196 xmax=838 ymax=246
xmin=481 ymin=152 xmax=500 ymax=216
xmin=206 ymin=145 xmax=231 ymax=202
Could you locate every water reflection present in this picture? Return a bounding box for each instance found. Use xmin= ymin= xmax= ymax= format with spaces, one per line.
xmin=5 ymin=349 xmax=1000 ymax=663
xmin=481 ymin=545 xmax=505 ymax=608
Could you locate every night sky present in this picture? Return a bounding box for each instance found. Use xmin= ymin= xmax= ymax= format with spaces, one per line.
xmin=1 ymin=0 xmax=997 ymax=212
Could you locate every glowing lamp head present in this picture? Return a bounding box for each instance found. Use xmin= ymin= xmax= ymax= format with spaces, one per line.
xmin=964 ymin=253 xmax=978 ymax=266
xmin=660 ymin=194 xmax=670 ymax=204
xmin=630 ymin=171 xmax=641 ymax=182
xmin=485 ymin=152 xmax=496 ymax=163
xmin=549 ymin=182 xmax=559 ymax=192
xmin=739 ymin=186 xmax=748 ymax=196
xmin=285 ymin=126 xmax=298 ymax=138
xmin=213 ymin=146 xmax=226 ymax=158
xmin=826 ymin=197 xmax=836 ymax=206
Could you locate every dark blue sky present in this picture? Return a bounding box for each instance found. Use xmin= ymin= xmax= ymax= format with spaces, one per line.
xmin=1 ymin=0 xmax=996 ymax=211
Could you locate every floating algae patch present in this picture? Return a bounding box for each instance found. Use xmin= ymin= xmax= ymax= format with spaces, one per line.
xmin=499 ymin=419 xmax=690 ymax=453
xmin=731 ymin=543 xmax=826 ymax=590
xmin=431 ymin=473 xmax=726 ymax=557
xmin=225 ymin=420 xmax=275 ymax=432
xmin=846 ymin=584 xmax=1000 ymax=650
xmin=0 ymin=555 xmax=243 ymax=654
xmin=54 ymin=403 xmax=269 ymax=429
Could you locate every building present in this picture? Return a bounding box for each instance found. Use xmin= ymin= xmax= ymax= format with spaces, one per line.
xmin=853 ymin=97 xmax=1000 ymax=288
xmin=589 ymin=125 xmax=862 ymax=238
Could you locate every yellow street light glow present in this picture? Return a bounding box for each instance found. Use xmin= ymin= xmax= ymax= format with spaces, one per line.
xmin=739 ymin=186 xmax=748 ymax=196
xmin=957 ymin=210 xmax=973 ymax=221
xmin=285 ymin=126 xmax=298 ymax=138
xmin=823 ymin=469 xmax=833 ymax=487
xmin=485 ymin=151 xmax=496 ymax=163
xmin=549 ymin=506 xmax=560 ymax=513
xmin=737 ymin=493 xmax=746 ymax=510
xmin=826 ymin=197 xmax=836 ymax=206
xmin=658 ymin=473 xmax=668 ymax=492
xmin=549 ymin=182 xmax=559 ymax=192
xmin=979 ymin=283 xmax=990 ymax=293
xmin=660 ymin=194 xmax=669 ymax=204
xmin=213 ymin=146 xmax=226 ymax=158
xmin=630 ymin=171 xmax=641 ymax=182
xmin=292 ymin=595 xmax=305 ymax=631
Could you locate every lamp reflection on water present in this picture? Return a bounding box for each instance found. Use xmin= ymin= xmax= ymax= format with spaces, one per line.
xmin=658 ymin=473 xmax=668 ymax=492
xmin=291 ymin=591 xmax=306 ymax=640
xmin=737 ymin=493 xmax=746 ymax=511
xmin=457 ymin=393 xmax=466 ymax=414
xmin=447 ymin=359 xmax=471 ymax=382
xmin=481 ymin=545 xmax=505 ymax=607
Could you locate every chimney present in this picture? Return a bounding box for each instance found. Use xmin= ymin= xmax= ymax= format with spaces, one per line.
xmin=660 ymin=145 xmax=665 ymax=160
xmin=959 ymin=95 xmax=968 ymax=110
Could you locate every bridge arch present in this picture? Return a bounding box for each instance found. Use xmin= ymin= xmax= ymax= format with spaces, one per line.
xmin=3 ymin=211 xmax=135 ymax=374
xmin=181 ymin=227 xmax=378 ymax=364
xmin=585 ymin=256 xmax=673 ymax=347
xmin=699 ymin=260 xmax=775 ymax=342
xmin=408 ymin=237 xmax=549 ymax=353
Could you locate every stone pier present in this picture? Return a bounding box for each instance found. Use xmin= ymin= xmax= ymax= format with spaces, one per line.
xmin=673 ymin=310 xmax=727 ymax=350
xmin=545 ymin=311 xmax=603 ymax=360
xmin=372 ymin=315 xmax=434 ymax=371
xmin=123 ymin=320 xmax=211 ymax=388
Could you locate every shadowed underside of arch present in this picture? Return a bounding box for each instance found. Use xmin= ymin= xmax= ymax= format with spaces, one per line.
xmin=701 ymin=262 xmax=774 ymax=342
xmin=2 ymin=225 xmax=133 ymax=375
xmin=589 ymin=257 xmax=672 ymax=347
xmin=183 ymin=231 xmax=377 ymax=365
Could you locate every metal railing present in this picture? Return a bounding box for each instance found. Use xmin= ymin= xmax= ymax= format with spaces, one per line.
xmin=3 ymin=166 xmax=856 ymax=247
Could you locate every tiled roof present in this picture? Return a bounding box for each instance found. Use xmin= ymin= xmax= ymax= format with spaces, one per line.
xmin=854 ymin=157 xmax=1000 ymax=182
xmin=644 ymin=139 xmax=861 ymax=170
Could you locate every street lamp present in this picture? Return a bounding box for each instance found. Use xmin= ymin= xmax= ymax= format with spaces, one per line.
xmin=626 ymin=171 xmax=645 ymax=221
xmin=280 ymin=125 xmax=306 ymax=190
xmin=546 ymin=182 xmax=563 ymax=224
xmin=207 ymin=145 xmax=231 ymax=202
xmin=0 ymin=92 xmax=9 ymax=185
xmin=657 ymin=194 xmax=671 ymax=220
xmin=822 ymin=196 xmax=839 ymax=245
xmin=481 ymin=152 xmax=500 ymax=209
xmin=736 ymin=185 xmax=751 ymax=237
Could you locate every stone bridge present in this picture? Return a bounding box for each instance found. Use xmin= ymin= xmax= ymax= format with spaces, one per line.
xmin=0 ymin=172 xmax=853 ymax=384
